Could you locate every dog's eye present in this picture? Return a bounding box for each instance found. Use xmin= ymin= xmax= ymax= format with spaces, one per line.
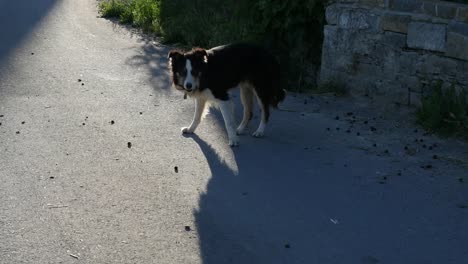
xmin=191 ymin=70 xmax=196 ymax=76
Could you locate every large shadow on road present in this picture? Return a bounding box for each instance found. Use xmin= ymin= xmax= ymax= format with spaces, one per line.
xmin=192 ymin=133 xmax=315 ymax=263
xmin=191 ymin=127 xmax=350 ymax=264
xmin=0 ymin=0 xmax=57 ymax=65
xmin=190 ymin=108 xmax=468 ymax=263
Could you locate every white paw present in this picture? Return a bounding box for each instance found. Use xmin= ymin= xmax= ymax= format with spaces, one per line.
xmin=236 ymin=126 xmax=246 ymax=135
xmin=252 ymin=130 xmax=264 ymax=138
xmin=181 ymin=127 xmax=194 ymax=134
xmin=228 ymin=136 xmax=240 ymax=147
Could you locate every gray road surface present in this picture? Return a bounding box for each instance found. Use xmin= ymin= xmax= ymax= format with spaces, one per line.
xmin=1 ymin=0 xmax=467 ymax=263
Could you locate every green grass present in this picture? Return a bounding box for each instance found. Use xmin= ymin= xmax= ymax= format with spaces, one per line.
xmin=99 ymin=0 xmax=127 ymax=18
xmin=99 ymin=0 xmax=161 ymax=33
xmin=159 ymin=0 xmax=258 ymax=46
xmin=417 ymin=81 xmax=468 ymax=139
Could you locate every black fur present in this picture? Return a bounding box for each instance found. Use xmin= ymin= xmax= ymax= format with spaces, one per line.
xmin=169 ymin=43 xmax=286 ymax=114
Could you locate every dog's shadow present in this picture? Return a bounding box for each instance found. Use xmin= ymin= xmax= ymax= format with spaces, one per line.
xmin=186 ymin=115 xmax=467 ymax=264
xmin=189 ymin=132 xmax=333 ymax=264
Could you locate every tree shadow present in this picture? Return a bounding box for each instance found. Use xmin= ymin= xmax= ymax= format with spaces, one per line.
xmin=0 ymin=0 xmax=58 ymax=65
xmin=126 ymin=40 xmax=172 ymax=94
xmin=99 ymin=16 xmax=173 ymax=94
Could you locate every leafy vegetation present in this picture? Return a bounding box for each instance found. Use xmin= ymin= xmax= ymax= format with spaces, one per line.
xmin=447 ymin=0 xmax=468 ymax=3
xmin=99 ymin=0 xmax=161 ymax=33
xmin=99 ymin=0 xmax=326 ymax=91
xmin=417 ymin=81 xmax=468 ymax=139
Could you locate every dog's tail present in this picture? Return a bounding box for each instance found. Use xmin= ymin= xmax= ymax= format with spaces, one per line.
xmin=272 ymin=88 xmax=286 ymax=108
xmin=271 ymin=60 xmax=286 ymax=108
xmin=264 ymin=51 xmax=286 ymax=108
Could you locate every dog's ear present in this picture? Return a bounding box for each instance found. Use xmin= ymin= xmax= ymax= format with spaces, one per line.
xmin=192 ymin=48 xmax=208 ymax=63
xmin=168 ymin=50 xmax=183 ymax=62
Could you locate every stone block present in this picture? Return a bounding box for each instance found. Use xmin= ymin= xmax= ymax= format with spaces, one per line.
xmin=382 ymin=31 xmax=407 ymax=48
xmin=318 ymin=66 xmax=352 ymax=91
xmin=409 ymin=91 xmax=422 ymax=107
xmin=321 ymin=26 xmax=354 ymax=69
xmin=350 ymin=32 xmax=382 ymax=54
xmin=398 ymin=51 xmax=420 ymax=74
xmin=461 ymin=61 xmax=468 ymax=78
xmin=334 ymin=0 xmax=360 ymax=4
xmin=358 ymin=0 xmax=385 ymax=8
xmin=325 ymin=5 xmax=340 ymax=25
xmin=436 ymin=3 xmax=457 ymax=20
xmin=456 ymin=7 xmax=468 ymax=23
xmin=373 ymin=79 xmax=409 ymax=104
xmin=422 ymin=2 xmax=436 ymax=17
xmin=389 ymin=0 xmax=423 ymax=12
xmin=382 ymin=50 xmax=399 ymax=76
xmin=448 ymin=21 xmax=468 ymax=37
xmin=338 ymin=9 xmax=370 ymax=30
xmin=351 ymin=59 xmax=383 ymax=77
xmin=407 ymin=22 xmax=446 ymax=52
xmin=338 ymin=9 xmax=380 ymax=31
xmin=433 ymin=55 xmax=458 ymax=73
xmin=320 ymin=26 xmax=336 ymax=68
xmin=399 ymin=75 xmax=422 ymax=93
xmin=381 ymin=14 xmax=412 ymax=33
xmin=446 ymin=32 xmax=468 ymax=61
xmin=417 ymin=54 xmax=459 ymax=76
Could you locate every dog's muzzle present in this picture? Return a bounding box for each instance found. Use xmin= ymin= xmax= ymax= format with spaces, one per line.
xmin=174 ymin=84 xmax=196 ymax=93
xmin=184 ymin=83 xmax=194 ymax=92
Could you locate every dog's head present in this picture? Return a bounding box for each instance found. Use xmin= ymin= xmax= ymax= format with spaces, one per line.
xmin=168 ymin=48 xmax=208 ymax=93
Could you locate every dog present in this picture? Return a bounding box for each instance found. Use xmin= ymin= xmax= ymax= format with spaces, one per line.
xmin=168 ymin=43 xmax=286 ymax=146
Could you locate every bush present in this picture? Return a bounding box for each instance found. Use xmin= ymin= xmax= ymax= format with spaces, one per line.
xmin=447 ymin=0 xmax=468 ymax=3
xmin=133 ymin=0 xmax=161 ymax=32
xmin=100 ymin=0 xmax=326 ymax=90
xmin=99 ymin=0 xmax=161 ymax=33
xmin=99 ymin=0 xmax=128 ymax=18
xmin=417 ymin=81 xmax=468 ymax=138
xmin=160 ymin=0 xmax=325 ymax=90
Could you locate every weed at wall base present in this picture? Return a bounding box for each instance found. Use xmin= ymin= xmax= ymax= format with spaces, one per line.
xmin=417 ymin=81 xmax=468 ymax=139
xmin=313 ymin=80 xmax=348 ymax=96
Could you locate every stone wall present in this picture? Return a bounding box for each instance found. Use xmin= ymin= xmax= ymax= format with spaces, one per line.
xmin=319 ymin=0 xmax=468 ymax=105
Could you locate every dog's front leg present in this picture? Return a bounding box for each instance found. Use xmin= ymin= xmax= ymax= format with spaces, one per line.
xmin=181 ymin=98 xmax=206 ymax=134
xmin=218 ymin=100 xmax=239 ymax=147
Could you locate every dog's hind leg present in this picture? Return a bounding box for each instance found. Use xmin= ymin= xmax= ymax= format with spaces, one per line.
xmin=218 ymin=99 xmax=239 ymax=146
xmin=236 ymin=84 xmax=254 ymax=135
xmin=181 ymin=98 xmax=206 ymax=134
xmin=252 ymin=93 xmax=270 ymax=138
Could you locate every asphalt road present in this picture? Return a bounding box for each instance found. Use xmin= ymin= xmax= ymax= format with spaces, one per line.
xmin=1 ymin=1 xmax=467 ymax=263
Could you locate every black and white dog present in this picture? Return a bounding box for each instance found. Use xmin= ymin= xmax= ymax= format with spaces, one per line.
xmin=168 ymin=43 xmax=286 ymax=146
